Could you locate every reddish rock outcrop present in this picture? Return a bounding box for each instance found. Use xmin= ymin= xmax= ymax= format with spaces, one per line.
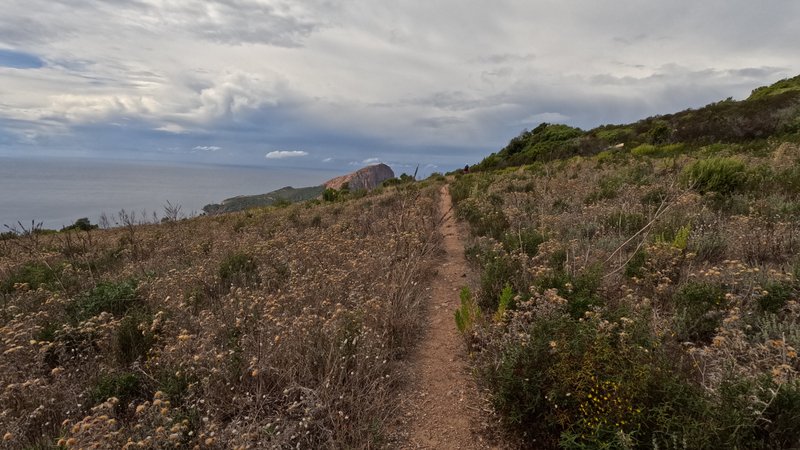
xmin=324 ymin=163 xmax=395 ymax=191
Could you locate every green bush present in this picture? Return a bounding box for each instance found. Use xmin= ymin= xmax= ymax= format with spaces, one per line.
xmin=69 ymin=279 xmax=138 ymax=322
xmin=61 ymin=217 xmax=98 ymax=232
xmin=584 ymin=177 xmax=621 ymax=204
xmin=114 ymin=310 xmax=154 ymax=365
xmin=682 ymin=157 xmax=747 ymax=194
xmin=219 ymin=252 xmax=259 ymax=286
xmin=672 ymin=282 xmax=726 ymax=343
xmin=624 ymin=249 xmax=647 ymax=278
xmin=502 ymin=228 xmax=546 ymax=256
xmin=758 ymin=281 xmax=794 ymax=314
xmin=89 ymin=372 xmax=144 ymax=407
xmin=478 ymin=253 xmax=517 ymax=310
xmin=0 ymin=261 xmax=60 ymax=293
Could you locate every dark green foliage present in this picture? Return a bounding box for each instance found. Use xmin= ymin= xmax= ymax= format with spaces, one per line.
xmin=219 ymin=252 xmax=259 ymax=286
xmin=471 ymin=76 xmax=800 ymax=172
xmin=68 ymin=279 xmax=138 ymax=322
xmin=478 ymin=253 xmax=517 ymax=311
xmin=584 ymin=176 xmax=621 ymax=204
xmin=625 ymin=249 xmax=647 ymax=278
xmin=756 ymin=380 xmax=800 ymax=448
xmin=672 ymin=282 xmax=726 ymax=343
xmin=158 ymin=370 xmax=193 ymax=404
xmin=457 ymin=201 xmax=509 ymax=240
xmin=1 ymin=261 xmax=61 ymax=293
xmin=683 ymin=157 xmax=747 ymax=194
xmin=475 ymin=123 xmax=585 ymax=170
xmin=89 ymin=372 xmax=144 ymax=406
xmin=323 ymin=188 xmax=343 ymax=202
xmin=61 ymin=217 xmax=98 ymax=232
xmin=382 ymin=173 xmax=415 ymax=186
xmin=536 ymin=266 xmax=603 ymax=319
xmin=114 ymin=310 xmax=154 ymax=365
xmin=33 ymin=321 xmax=59 ymax=342
xmin=758 ymin=281 xmax=794 ymax=314
xmin=502 ymin=228 xmax=545 ymax=256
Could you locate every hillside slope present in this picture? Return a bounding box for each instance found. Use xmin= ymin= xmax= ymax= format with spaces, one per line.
xmin=451 ymin=74 xmax=800 ymax=448
xmin=475 ymin=74 xmax=800 ymax=170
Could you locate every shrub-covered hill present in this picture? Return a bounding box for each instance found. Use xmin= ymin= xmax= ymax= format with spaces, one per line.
xmin=0 ymin=182 xmax=442 ymax=449
xmin=452 ymin=138 xmax=800 ymax=444
xmin=475 ymin=74 xmax=800 ymax=171
xmin=202 ymin=185 xmax=325 ymax=215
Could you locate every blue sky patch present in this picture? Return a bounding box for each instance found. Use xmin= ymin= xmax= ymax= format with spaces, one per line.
xmin=0 ymin=49 xmax=44 ymax=69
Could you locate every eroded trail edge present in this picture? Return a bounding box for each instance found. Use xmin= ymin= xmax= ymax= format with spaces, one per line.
xmin=395 ymin=185 xmax=491 ymax=449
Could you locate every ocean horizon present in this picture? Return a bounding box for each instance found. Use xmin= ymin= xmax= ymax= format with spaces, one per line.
xmin=0 ymin=156 xmax=341 ymax=230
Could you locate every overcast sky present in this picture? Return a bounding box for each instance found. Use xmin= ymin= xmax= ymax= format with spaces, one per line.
xmin=1 ymin=0 xmax=799 ymax=173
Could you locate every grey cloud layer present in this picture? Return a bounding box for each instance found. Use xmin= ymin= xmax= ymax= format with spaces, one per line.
xmin=1 ymin=0 xmax=799 ymax=169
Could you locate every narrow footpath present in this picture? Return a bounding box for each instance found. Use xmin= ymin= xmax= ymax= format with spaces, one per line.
xmin=394 ymin=185 xmax=495 ymax=449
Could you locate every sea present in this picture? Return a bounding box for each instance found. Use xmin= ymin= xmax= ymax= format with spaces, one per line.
xmin=0 ymin=156 xmax=341 ymax=230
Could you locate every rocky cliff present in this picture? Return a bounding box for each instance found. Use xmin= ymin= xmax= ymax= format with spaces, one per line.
xmin=324 ymin=163 xmax=395 ymax=191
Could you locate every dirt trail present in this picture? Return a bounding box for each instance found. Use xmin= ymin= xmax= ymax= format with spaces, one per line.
xmin=393 ymin=185 xmax=495 ymax=449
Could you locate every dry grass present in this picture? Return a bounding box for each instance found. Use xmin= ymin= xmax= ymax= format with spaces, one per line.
xmin=0 ymin=183 xmax=442 ymax=449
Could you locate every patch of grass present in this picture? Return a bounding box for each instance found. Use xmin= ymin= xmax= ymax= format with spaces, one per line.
xmin=624 ymin=249 xmax=647 ymax=278
xmin=682 ymin=157 xmax=747 ymax=194
xmin=88 ymin=372 xmax=144 ymax=407
xmin=114 ymin=310 xmax=154 ymax=365
xmin=672 ymin=282 xmax=726 ymax=343
xmin=502 ymin=228 xmax=546 ymax=256
xmin=219 ymin=252 xmax=259 ymax=286
xmin=584 ymin=176 xmax=621 ymax=204
xmin=0 ymin=261 xmax=60 ymax=293
xmin=758 ymin=281 xmax=795 ymax=314
xmin=69 ymin=279 xmax=138 ymax=322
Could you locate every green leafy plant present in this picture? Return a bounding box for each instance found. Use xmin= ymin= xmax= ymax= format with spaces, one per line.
xmin=69 ymin=279 xmax=138 ymax=322
xmin=494 ymin=284 xmax=515 ymax=322
xmin=455 ymin=287 xmax=481 ymax=334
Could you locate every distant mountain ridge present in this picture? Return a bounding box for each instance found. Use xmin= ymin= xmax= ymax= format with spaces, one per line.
xmin=202 ymin=185 xmax=324 ymax=215
xmin=202 ymin=164 xmax=396 ymax=215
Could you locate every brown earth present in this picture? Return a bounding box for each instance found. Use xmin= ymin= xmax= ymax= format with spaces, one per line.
xmin=390 ymin=185 xmax=500 ymax=449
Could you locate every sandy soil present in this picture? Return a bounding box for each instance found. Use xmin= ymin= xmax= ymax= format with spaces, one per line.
xmin=389 ymin=185 xmax=499 ymax=449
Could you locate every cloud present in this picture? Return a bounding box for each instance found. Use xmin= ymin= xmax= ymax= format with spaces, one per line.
xmin=322 ymin=157 xmax=332 ymax=162
xmin=192 ymin=145 xmax=221 ymax=152
xmin=1 ymin=0 xmax=800 ymax=172
xmin=362 ymin=157 xmax=381 ymax=164
xmin=265 ymin=150 xmax=309 ymax=159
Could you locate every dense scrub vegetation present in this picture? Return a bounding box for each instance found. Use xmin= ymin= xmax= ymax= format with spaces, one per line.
xmin=452 ymin=137 xmax=800 ymax=447
xmin=474 ymin=75 xmax=800 ymax=171
xmin=0 ymin=182 xmax=443 ymax=448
